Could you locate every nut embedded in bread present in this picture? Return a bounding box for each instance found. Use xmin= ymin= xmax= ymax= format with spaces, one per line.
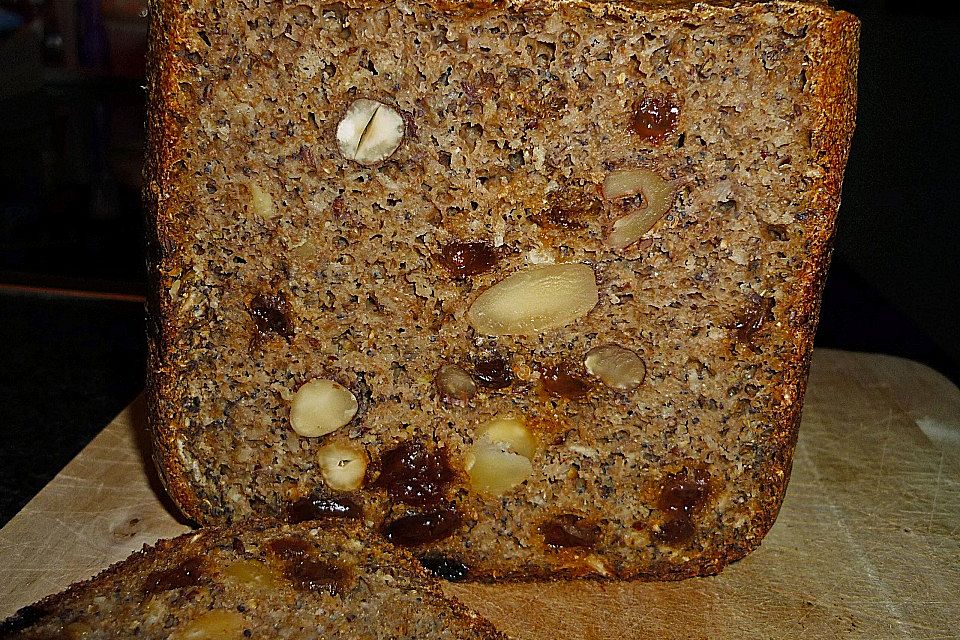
xmin=144 ymin=0 xmax=859 ymax=581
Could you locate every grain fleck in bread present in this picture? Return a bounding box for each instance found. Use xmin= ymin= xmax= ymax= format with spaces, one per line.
xmin=145 ymin=0 xmax=858 ymax=580
xmin=0 ymin=521 xmax=505 ymax=639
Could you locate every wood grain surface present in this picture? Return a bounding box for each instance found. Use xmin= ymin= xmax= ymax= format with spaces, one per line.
xmin=1 ymin=349 xmax=958 ymax=638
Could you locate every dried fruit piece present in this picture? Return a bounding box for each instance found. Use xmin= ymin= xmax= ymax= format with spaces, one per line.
xmin=289 ymin=379 xmax=359 ymax=437
xmin=532 ymin=187 xmax=602 ymax=229
xmin=336 ymin=98 xmax=405 ymax=165
xmin=383 ymin=509 xmax=460 ymax=546
xmin=169 ymin=610 xmax=247 ymax=640
xmin=374 ymin=441 xmax=454 ymax=507
xmin=584 ymin=345 xmax=647 ymax=391
xmin=434 ymin=364 xmax=478 ymax=401
xmin=654 ymin=517 xmax=696 ymax=544
xmin=733 ymin=295 xmax=775 ymax=346
xmin=418 ymin=556 xmax=470 ymax=581
xmin=284 ymin=558 xmax=351 ymax=595
xmin=540 ymin=514 xmax=601 ymax=548
xmin=472 ymin=353 xmax=513 ymax=389
xmin=467 ymin=263 xmax=599 ymax=336
xmin=286 ymin=495 xmax=362 ymax=523
xmin=317 ymin=443 xmax=369 ymax=491
xmin=602 ymin=168 xmax=674 ymax=250
xmin=437 ymin=241 xmax=499 ymax=278
xmin=466 ymin=417 xmax=536 ymax=495
xmin=630 ymin=93 xmax=681 ymax=144
xmin=249 ymin=292 xmax=293 ymax=341
xmin=142 ymin=557 xmax=204 ymax=594
xmin=655 ymin=468 xmax=711 ymax=546
xmin=658 ymin=468 xmax=711 ymax=516
xmin=540 ymin=363 xmax=592 ymax=399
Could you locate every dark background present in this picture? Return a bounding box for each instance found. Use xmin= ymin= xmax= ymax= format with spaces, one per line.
xmin=0 ymin=0 xmax=957 ymax=525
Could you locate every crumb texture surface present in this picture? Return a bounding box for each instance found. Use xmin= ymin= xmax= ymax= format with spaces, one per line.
xmin=145 ymin=0 xmax=858 ymax=580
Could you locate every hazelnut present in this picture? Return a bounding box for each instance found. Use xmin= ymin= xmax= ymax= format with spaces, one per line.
xmin=289 ymin=379 xmax=359 ymax=437
xmin=336 ymin=98 xmax=405 ymax=165
xmin=248 ymin=182 xmax=275 ymax=219
xmin=466 ymin=417 xmax=536 ymax=495
xmin=467 ymin=263 xmax=599 ymax=336
xmin=602 ymin=168 xmax=674 ymax=249
xmin=317 ymin=442 xmax=368 ymax=491
xmin=169 ymin=610 xmax=247 ymax=640
xmin=584 ymin=345 xmax=646 ymax=390
xmin=478 ymin=416 xmax=536 ymax=458
xmin=434 ymin=364 xmax=478 ymax=402
xmin=466 ymin=442 xmax=533 ymax=496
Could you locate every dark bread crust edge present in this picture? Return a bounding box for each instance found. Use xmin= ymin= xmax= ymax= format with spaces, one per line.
xmin=714 ymin=6 xmax=861 ymax=571
xmin=144 ymin=0 xmax=860 ymax=577
xmin=0 ymin=521 xmax=508 ymax=638
xmin=145 ymin=0 xmax=206 ymax=523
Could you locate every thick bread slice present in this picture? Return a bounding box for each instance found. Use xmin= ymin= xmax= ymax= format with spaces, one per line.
xmin=145 ymin=0 xmax=858 ymax=580
xmin=0 ymin=521 xmax=505 ymax=639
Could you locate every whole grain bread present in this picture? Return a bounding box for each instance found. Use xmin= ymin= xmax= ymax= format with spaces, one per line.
xmin=0 ymin=521 xmax=505 ymax=639
xmin=145 ymin=0 xmax=858 ymax=580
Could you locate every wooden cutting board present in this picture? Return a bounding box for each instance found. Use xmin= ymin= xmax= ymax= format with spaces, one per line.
xmin=1 ymin=349 xmax=958 ymax=638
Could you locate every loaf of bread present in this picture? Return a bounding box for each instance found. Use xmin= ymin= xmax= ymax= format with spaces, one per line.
xmin=145 ymin=0 xmax=858 ymax=580
xmin=0 ymin=521 xmax=504 ymax=638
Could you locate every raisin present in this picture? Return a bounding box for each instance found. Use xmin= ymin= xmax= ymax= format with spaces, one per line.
xmin=540 ymin=363 xmax=592 ymax=399
xmin=383 ymin=510 xmax=460 ymax=546
xmin=472 ymin=353 xmax=513 ymax=389
xmin=286 ymin=495 xmax=363 ymax=524
xmin=418 ymin=555 xmax=471 ymax=581
xmin=374 ymin=441 xmax=454 ymax=507
xmin=654 ymin=516 xmax=696 ymax=544
xmin=143 ymin=556 xmax=205 ymax=593
xmin=532 ymin=188 xmax=602 ymax=229
xmin=654 ymin=468 xmax=711 ymax=546
xmin=249 ymin=292 xmax=294 ymax=340
xmin=629 ymin=93 xmax=680 ymax=144
xmin=733 ymin=295 xmax=775 ymax=346
xmin=437 ymin=241 xmax=499 ymax=278
xmin=283 ymin=558 xmax=351 ymax=595
xmin=268 ymin=538 xmax=313 ymax=560
xmin=657 ymin=468 xmax=711 ymax=517
xmin=540 ymin=514 xmax=601 ymax=548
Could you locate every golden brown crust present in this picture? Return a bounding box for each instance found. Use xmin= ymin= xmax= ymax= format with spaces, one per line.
xmin=736 ymin=7 xmax=860 ymax=551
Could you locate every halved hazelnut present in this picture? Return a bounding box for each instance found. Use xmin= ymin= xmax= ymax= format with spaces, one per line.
xmin=602 ymin=168 xmax=674 ymax=249
xmin=289 ymin=379 xmax=359 ymax=437
xmin=478 ymin=416 xmax=536 ymax=458
xmin=317 ymin=442 xmax=368 ymax=491
xmin=466 ymin=417 xmax=537 ymax=495
xmin=169 ymin=610 xmax=247 ymax=640
xmin=336 ymin=98 xmax=405 ymax=165
xmin=465 ymin=442 xmax=533 ymax=496
xmin=467 ymin=263 xmax=599 ymax=336
xmin=584 ymin=344 xmax=646 ymax=390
